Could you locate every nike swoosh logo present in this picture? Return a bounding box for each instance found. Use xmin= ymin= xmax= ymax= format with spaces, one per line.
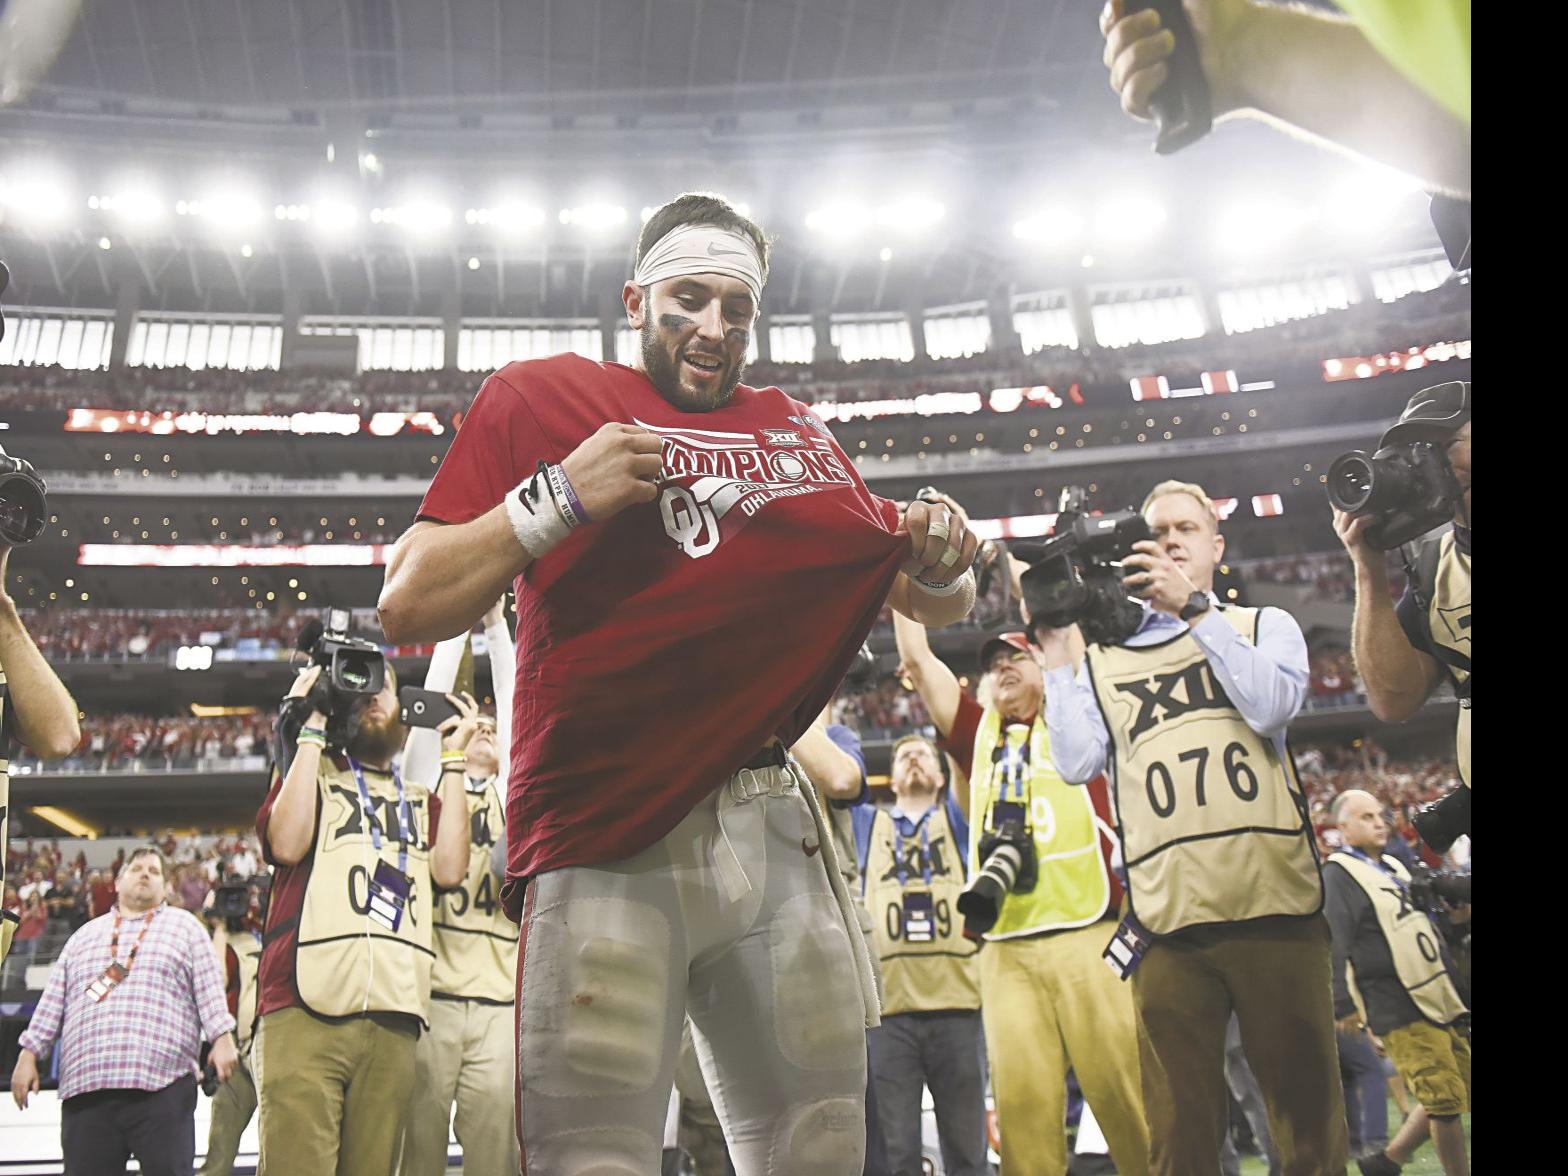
xmin=802 ymin=839 xmax=821 ymax=858
xmin=708 ymin=242 xmax=746 ymax=258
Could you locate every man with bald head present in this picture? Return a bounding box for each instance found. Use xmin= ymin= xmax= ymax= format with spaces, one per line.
xmin=1325 ymin=790 xmax=1471 ymax=1175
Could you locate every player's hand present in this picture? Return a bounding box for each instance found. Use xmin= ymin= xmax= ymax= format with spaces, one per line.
xmin=209 ymin=1033 xmax=239 ymax=1084
xmin=898 ymin=499 xmax=979 ymax=586
xmin=1335 ymin=1013 xmax=1365 ymax=1036
xmin=1100 ymin=0 xmax=1250 ymax=121
xmin=438 ymin=691 xmax=481 ymax=754
xmin=559 ymin=423 xmax=666 ymax=521
xmin=1120 ymin=540 xmax=1199 ymax=617
xmin=10 ymin=1049 xmax=39 ymax=1110
xmin=1332 ymin=507 xmax=1381 ymax=570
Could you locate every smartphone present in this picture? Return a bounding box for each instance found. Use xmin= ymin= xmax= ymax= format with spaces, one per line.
xmin=399 ymin=686 xmax=460 ymax=730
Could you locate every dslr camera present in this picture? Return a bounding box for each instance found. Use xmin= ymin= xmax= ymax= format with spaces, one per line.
xmin=956 ymin=802 xmax=1039 ymax=938
xmin=1325 ymin=381 xmax=1469 ymax=550
xmin=1012 ymin=487 xmax=1150 ymax=647
xmin=293 ymin=608 xmax=387 ymax=748
xmin=0 ymin=445 xmax=48 ymax=547
xmin=1408 ymin=862 xmax=1471 ymax=911
xmin=1410 ymin=784 xmax=1471 ymax=856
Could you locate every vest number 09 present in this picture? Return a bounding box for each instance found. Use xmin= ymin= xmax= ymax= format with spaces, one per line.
xmin=1146 ymin=741 xmax=1258 ymax=818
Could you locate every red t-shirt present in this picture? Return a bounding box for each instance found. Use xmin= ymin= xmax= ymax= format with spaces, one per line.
xmin=417 ymin=355 xmax=906 ymax=904
xmin=939 ymin=691 xmax=1125 ymax=910
xmin=253 ymin=761 xmax=443 ymax=1018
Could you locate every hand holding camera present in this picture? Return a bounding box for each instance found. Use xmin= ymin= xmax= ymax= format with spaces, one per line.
xmin=1120 ymin=539 xmax=1201 ymax=617
xmin=436 ymin=691 xmax=481 ymax=755
xmin=285 ymin=664 xmax=328 ymax=727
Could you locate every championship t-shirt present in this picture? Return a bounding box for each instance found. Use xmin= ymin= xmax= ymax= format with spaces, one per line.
xmin=417 ymin=355 xmax=907 ymax=904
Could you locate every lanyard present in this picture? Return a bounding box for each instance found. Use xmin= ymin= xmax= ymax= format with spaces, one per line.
xmin=1347 ymin=847 xmax=1407 ymax=890
xmin=991 ymin=722 xmax=1032 ymax=804
xmin=349 ymin=757 xmax=412 ymax=876
xmin=108 ymin=905 xmax=159 ymax=974
xmin=893 ymin=808 xmax=936 ymax=887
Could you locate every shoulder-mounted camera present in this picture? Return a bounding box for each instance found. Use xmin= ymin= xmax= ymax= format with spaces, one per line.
xmin=1011 ymin=486 xmax=1149 ymax=647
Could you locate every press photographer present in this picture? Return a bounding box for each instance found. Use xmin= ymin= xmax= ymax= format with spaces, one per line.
xmin=251 ymin=617 xmax=471 ymax=1176
xmin=1331 ymin=381 xmax=1471 ymax=853
xmin=893 ymin=491 xmax=1148 ymax=1176
xmin=1325 ymin=790 xmax=1470 ymax=1176
xmin=199 ymin=878 xmax=267 ymax=1176
xmin=1 ymin=443 xmax=83 ymax=965
xmin=1034 ymin=479 xmax=1345 ymax=1174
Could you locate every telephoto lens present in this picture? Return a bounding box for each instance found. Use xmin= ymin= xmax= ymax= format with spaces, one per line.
xmin=1326 ymin=450 xmax=1419 ymax=516
xmin=956 ymin=844 xmax=1023 ymax=937
xmin=0 ymin=446 xmax=48 ymax=546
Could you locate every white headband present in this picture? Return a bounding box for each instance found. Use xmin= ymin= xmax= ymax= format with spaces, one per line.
xmin=632 ymin=223 xmax=765 ymax=308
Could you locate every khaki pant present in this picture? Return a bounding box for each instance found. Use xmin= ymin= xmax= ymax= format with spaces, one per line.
xmin=1382 ymin=1021 xmax=1471 ymax=1118
xmin=198 ymin=1049 xmax=258 ymax=1176
xmin=978 ymin=920 xmax=1149 ymax=1176
xmin=1132 ymin=915 xmax=1348 ymax=1176
xmin=403 ymin=998 xmax=519 ymax=1176
xmin=253 ymin=1005 xmax=419 ymax=1176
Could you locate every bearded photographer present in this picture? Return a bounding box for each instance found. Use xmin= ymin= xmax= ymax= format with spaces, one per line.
xmin=1326 ymin=790 xmax=1470 ymax=1176
xmin=1332 ymin=381 xmax=1470 ymax=854
xmin=1036 ymin=479 xmax=1346 ymax=1175
xmin=893 ymin=490 xmax=1148 ymax=1176
xmin=251 ymin=660 xmax=471 ymax=1175
xmin=1 ymin=449 xmax=83 ymax=965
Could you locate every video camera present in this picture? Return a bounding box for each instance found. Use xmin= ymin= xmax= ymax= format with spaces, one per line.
xmin=1012 ymin=487 xmax=1150 ymax=647
xmin=0 ymin=445 xmax=48 ymax=547
xmin=1408 ymin=862 xmax=1471 ymax=911
xmin=957 ymin=803 xmax=1039 ymax=939
xmin=294 ymin=608 xmax=387 ymax=749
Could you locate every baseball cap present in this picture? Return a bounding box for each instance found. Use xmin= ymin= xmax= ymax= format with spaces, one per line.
xmin=978 ymin=631 xmax=1034 ymax=674
xmin=1380 ymin=380 xmax=1470 ymax=448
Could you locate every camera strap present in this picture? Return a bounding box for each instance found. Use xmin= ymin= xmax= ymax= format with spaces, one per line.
xmin=990 ymin=723 xmax=1033 ymax=805
xmin=348 ymin=757 xmax=412 ymax=878
xmin=892 ymin=810 xmax=936 ymax=888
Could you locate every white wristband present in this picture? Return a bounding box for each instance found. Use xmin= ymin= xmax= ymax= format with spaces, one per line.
xmin=504 ymin=469 xmax=572 ymax=558
xmin=913 ymin=567 xmax=974 ymax=598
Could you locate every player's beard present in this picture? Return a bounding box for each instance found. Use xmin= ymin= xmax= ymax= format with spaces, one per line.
xmin=641 ymin=315 xmax=745 ymax=412
xmin=346 ymin=705 xmax=404 ymax=767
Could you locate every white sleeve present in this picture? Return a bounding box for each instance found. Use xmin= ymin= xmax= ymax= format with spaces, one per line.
xmin=400 ymin=632 xmax=469 ymax=791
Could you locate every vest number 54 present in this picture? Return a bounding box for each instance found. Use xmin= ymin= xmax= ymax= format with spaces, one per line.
xmin=1146 ymin=741 xmax=1258 ymax=818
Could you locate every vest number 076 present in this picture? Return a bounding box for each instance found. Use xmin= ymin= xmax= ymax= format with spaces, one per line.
xmin=1146 ymin=741 xmax=1258 ymax=818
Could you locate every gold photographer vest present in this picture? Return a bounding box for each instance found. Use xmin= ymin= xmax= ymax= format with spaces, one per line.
xmin=0 ymin=666 xmax=12 ymax=964
xmin=864 ymin=804 xmax=980 ymax=1014
xmin=1328 ymin=851 xmax=1468 ymax=1026
xmin=969 ymin=708 xmax=1111 ymax=939
xmin=233 ymin=932 xmax=263 ymax=1050
xmin=1428 ymin=532 xmax=1471 ymax=789
xmin=1086 ymin=607 xmax=1321 ymax=935
xmin=295 ymin=759 xmax=436 ymax=1023
xmin=431 ymin=777 xmax=518 ymax=1004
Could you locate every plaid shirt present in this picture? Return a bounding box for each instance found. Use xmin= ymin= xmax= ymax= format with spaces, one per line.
xmin=18 ymin=902 xmax=236 ymax=1100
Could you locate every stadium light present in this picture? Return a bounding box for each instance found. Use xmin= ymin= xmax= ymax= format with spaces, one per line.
xmin=805 ymin=201 xmax=872 ymax=239
xmin=559 ymin=203 xmax=628 ymax=231
xmin=1090 ymin=197 xmax=1167 ymax=246
xmin=309 ymin=198 xmax=360 ymax=234
xmin=1319 ymin=165 xmax=1423 ymax=237
xmin=1012 ymin=208 xmax=1084 ymax=247
xmin=181 ymin=189 xmax=264 ymax=230
xmin=874 ymin=197 xmax=944 ymax=233
xmin=0 ymin=176 xmax=73 ymax=227
xmin=372 ymin=199 xmax=453 ymax=234
xmin=95 ymin=187 xmax=166 ymax=225
xmin=466 ymin=202 xmax=546 ymax=232
xmin=1212 ymin=199 xmax=1316 ymax=255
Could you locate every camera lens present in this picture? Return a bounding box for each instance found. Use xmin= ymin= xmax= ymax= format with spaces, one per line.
xmin=957 ymin=844 xmax=1023 ymax=936
xmin=1325 ymin=452 xmax=1375 ymax=513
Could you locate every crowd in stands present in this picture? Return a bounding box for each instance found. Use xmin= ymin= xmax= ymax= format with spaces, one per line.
xmin=1296 ymin=741 xmax=1465 ymax=868
xmin=0 ymin=282 xmax=1470 ymax=416
xmin=12 ymin=712 xmax=273 ymax=772
xmin=24 ymin=608 xmax=317 ymax=660
xmin=2 ymin=832 xmax=265 ymax=983
xmin=1240 ymin=550 xmax=1408 ymax=604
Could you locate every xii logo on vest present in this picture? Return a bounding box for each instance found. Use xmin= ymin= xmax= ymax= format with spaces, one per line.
xmin=327 ymin=784 xmax=429 ymax=851
xmin=1113 ymin=661 xmax=1236 ymax=743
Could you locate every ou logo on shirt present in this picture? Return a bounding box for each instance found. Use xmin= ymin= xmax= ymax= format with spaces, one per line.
xmin=660 ymin=485 xmax=721 ymax=558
